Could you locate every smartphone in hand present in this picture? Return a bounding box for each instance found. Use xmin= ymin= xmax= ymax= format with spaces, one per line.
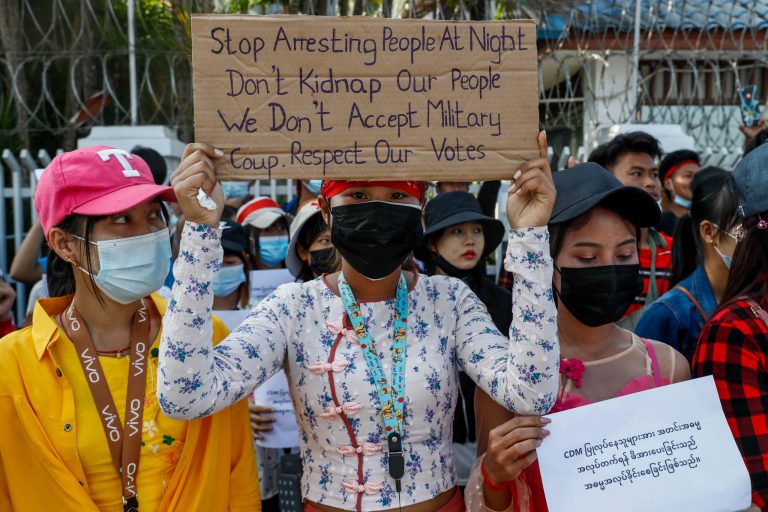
xmin=739 ymin=85 xmax=760 ymax=127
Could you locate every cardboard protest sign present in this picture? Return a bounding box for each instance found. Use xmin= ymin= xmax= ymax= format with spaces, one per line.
xmin=537 ymin=376 xmax=752 ymax=512
xmin=192 ymin=15 xmax=539 ymax=180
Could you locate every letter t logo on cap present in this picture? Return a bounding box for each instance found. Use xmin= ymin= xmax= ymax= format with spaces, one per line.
xmin=97 ymin=149 xmax=140 ymax=178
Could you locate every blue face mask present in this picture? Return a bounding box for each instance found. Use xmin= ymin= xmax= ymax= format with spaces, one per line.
xmin=222 ymin=181 xmax=251 ymax=199
xmin=714 ymin=245 xmax=732 ymax=269
xmin=38 ymin=257 xmax=48 ymax=274
xmin=304 ymin=180 xmax=323 ymax=195
xmin=76 ymin=228 xmax=172 ymax=304
xmin=259 ymin=235 xmax=289 ymax=267
xmin=214 ymin=263 xmax=246 ymax=297
xmin=673 ymin=195 xmax=692 ymax=209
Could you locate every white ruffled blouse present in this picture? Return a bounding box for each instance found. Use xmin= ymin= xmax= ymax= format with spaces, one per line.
xmin=158 ymin=222 xmax=559 ymax=510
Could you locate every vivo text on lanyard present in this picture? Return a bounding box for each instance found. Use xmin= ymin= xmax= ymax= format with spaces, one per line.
xmin=62 ymin=302 xmax=152 ymax=512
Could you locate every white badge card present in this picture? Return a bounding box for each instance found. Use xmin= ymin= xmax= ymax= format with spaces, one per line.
xmin=537 ymin=376 xmax=752 ymax=512
xmin=250 ymin=268 xmax=294 ymax=304
xmin=253 ymin=370 xmax=301 ymax=449
xmin=213 ymin=309 xmax=250 ymax=331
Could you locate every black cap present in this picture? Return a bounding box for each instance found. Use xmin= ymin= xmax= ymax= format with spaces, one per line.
xmin=423 ymin=191 xmax=505 ymax=257
xmin=550 ymin=162 xmax=661 ymax=227
xmin=220 ymin=219 xmax=247 ymax=253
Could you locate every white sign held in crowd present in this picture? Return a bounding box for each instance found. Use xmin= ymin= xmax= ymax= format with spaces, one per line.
xmin=213 ymin=309 xmax=250 ymax=331
xmin=537 ymin=376 xmax=752 ymax=512
xmin=253 ymin=371 xmax=301 ymax=449
xmin=250 ymin=268 xmax=294 ymax=304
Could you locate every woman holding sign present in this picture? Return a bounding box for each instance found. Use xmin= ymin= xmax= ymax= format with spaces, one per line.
xmin=0 ymin=147 xmax=260 ymax=511
xmin=469 ymin=163 xmax=690 ymax=512
xmin=158 ymin=132 xmax=559 ymax=512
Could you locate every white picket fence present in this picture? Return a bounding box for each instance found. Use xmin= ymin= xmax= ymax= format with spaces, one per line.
xmin=0 ymin=144 xmax=745 ymax=323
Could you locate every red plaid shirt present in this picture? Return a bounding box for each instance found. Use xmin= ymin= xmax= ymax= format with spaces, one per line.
xmin=692 ymin=285 xmax=768 ymax=508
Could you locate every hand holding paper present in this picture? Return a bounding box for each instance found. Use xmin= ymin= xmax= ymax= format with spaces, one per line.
xmin=483 ymin=415 xmax=550 ymax=485
xmin=536 ymin=377 xmax=752 ymax=512
xmin=170 ymin=143 xmax=225 ymax=228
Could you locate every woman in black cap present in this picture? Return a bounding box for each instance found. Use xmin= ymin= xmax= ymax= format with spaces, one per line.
xmin=420 ymin=191 xmax=510 ymax=490
xmin=468 ymin=163 xmax=690 ymax=512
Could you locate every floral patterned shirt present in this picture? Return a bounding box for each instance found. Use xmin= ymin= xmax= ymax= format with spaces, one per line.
xmin=158 ymin=222 xmax=559 ymax=511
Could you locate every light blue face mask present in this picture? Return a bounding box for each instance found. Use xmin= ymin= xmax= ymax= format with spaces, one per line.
xmin=214 ymin=263 xmax=246 ymax=297
xmin=304 ymin=180 xmax=323 ymax=195
xmin=259 ymin=235 xmax=289 ymax=267
xmin=673 ymin=195 xmax=692 ymax=209
xmin=714 ymin=245 xmax=732 ymax=269
xmin=222 ymin=181 xmax=251 ymax=199
xmin=76 ymin=228 xmax=172 ymax=304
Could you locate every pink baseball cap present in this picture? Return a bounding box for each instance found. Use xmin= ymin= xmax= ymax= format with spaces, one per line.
xmin=35 ymin=146 xmax=176 ymax=239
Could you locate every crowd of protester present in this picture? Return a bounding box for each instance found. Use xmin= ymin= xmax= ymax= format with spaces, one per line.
xmin=0 ymin=120 xmax=766 ymax=512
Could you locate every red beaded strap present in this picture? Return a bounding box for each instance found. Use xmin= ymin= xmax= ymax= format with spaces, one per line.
xmin=481 ymin=459 xmax=508 ymax=492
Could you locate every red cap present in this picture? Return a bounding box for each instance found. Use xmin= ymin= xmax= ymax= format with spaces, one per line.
xmin=35 ymin=146 xmax=175 ymax=241
xmin=321 ymin=181 xmax=426 ymax=201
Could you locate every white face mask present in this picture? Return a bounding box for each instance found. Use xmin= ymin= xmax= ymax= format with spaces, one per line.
xmin=76 ymin=229 xmax=172 ymax=304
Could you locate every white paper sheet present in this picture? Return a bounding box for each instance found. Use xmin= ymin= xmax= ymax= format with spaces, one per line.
xmin=213 ymin=309 xmax=250 ymax=331
xmin=537 ymin=376 xmax=752 ymax=512
xmin=249 ymin=268 xmax=294 ymax=304
xmin=253 ymin=371 xmax=301 ymax=449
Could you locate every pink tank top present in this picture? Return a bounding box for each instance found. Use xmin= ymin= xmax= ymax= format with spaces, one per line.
xmin=551 ymin=338 xmax=667 ymax=412
xmin=521 ymin=337 xmax=670 ymax=512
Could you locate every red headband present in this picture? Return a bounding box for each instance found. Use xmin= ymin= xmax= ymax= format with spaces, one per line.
xmin=321 ymin=180 xmax=426 ymax=201
xmin=662 ymin=160 xmax=698 ymax=181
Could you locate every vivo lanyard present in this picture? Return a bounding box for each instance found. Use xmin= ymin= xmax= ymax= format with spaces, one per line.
xmin=60 ymin=302 xmax=151 ymax=512
xmin=338 ymin=273 xmax=408 ymax=492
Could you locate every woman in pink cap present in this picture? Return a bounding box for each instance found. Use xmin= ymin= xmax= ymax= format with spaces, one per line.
xmin=159 ymin=136 xmax=559 ymax=512
xmin=0 ymin=147 xmax=260 ymax=511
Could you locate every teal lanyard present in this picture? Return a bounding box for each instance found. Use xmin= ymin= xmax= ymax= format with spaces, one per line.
xmin=338 ymin=273 xmax=408 ymax=491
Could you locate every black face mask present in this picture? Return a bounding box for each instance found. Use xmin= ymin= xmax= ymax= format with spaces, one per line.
xmin=309 ymin=247 xmax=338 ymax=276
xmin=330 ymin=201 xmax=423 ymax=280
xmin=433 ymin=251 xmax=474 ymax=280
xmin=556 ymin=264 xmax=643 ymax=327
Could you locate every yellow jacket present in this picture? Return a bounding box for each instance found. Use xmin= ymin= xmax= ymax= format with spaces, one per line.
xmin=0 ymin=294 xmax=261 ymax=511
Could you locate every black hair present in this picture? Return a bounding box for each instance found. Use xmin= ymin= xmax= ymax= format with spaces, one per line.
xmin=222 ymin=204 xmax=238 ymax=221
xmin=721 ymin=212 xmax=768 ymax=304
xmin=47 ymin=214 xmax=106 ymax=300
xmin=47 ymin=202 xmax=170 ymax=301
xmin=659 ymin=149 xmax=701 ymax=198
xmin=131 ymin=146 xmax=167 ymax=185
xmin=588 ymin=132 xmax=662 ymax=172
xmin=296 ymin=214 xmax=328 ymax=282
xmin=745 ymin=127 xmax=768 ymax=156
xmin=670 ymin=167 xmax=739 ymax=285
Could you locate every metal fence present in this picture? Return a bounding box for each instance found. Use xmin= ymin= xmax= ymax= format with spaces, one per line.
xmin=2 ymin=1 xmax=765 ymax=153
xmin=0 ymin=142 xmax=744 ymax=323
